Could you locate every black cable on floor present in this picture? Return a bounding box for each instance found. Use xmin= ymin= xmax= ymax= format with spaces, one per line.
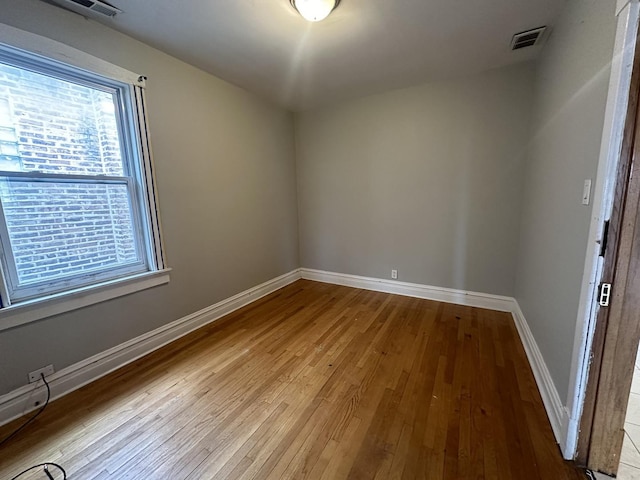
xmin=9 ymin=462 xmax=67 ymax=480
xmin=0 ymin=374 xmax=68 ymax=479
xmin=0 ymin=373 xmax=50 ymax=448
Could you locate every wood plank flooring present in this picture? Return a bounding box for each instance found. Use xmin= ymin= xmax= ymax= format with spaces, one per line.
xmin=0 ymin=280 xmax=585 ymax=479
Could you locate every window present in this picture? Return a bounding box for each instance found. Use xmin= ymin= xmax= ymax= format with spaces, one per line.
xmin=0 ymin=42 xmax=166 ymax=311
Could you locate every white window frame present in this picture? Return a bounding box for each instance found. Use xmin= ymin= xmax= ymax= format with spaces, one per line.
xmin=0 ymin=24 xmax=169 ymax=330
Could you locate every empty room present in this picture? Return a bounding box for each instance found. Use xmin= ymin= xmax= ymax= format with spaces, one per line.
xmin=0 ymin=0 xmax=638 ymax=478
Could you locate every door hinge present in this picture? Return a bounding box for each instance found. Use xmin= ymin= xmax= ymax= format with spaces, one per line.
xmin=599 ymin=283 xmax=612 ymax=307
xmin=599 ymin=220 xmax=610 ymax=257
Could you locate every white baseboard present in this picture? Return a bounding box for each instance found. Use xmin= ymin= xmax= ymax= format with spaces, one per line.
xmin=511 ymin=301 xmax=570 ymax=458
xmin=0 ymin=269 xmax=301 ymax=427
xmin=300 ymin=268 xmax=514 ymax=312
xmin=300 ymin=268 xmax=570 ymax=457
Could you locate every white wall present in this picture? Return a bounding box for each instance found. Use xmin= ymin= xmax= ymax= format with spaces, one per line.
xmin=295 ymin=64 xmax=534 ymax=296
xmin=0 ymin=0 xmax=300 ymax=395
xmin=514 ymin=0 xmax=617 ymax=404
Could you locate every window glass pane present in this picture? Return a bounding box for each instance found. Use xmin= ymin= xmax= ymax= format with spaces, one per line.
xmin=0 ymin=180 xmax=139 ymax=285
xmin=0 ymin=62 xmax=124 ymax=176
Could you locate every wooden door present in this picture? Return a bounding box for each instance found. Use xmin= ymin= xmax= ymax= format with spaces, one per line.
xmin=577 ymin=23 xmax=640 ymax=475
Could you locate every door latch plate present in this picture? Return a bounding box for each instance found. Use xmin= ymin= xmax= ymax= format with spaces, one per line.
xmin=599 ymin=283 xmax=611 ymax=307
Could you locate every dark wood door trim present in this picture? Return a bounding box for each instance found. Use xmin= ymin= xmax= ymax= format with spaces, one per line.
xmin=576 ymin=19 xmax=640 ymax=474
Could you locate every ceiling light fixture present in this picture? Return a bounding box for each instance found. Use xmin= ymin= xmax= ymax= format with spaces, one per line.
xmin=290 ymin=0 xmax=341 ymax=22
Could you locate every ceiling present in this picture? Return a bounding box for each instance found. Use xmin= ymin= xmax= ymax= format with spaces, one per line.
xmin=85 ymin=0 xmax=565 ymax=110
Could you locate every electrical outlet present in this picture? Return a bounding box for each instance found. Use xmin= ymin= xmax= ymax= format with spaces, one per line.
xmin=391 ymin=269 xmax=398 ymax=279
xmin=28 ymin=364 xmax=54 ymax=384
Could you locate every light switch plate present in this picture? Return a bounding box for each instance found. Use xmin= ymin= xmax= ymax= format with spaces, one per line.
xmin=582 ymin=179 xmax=592 ymax=205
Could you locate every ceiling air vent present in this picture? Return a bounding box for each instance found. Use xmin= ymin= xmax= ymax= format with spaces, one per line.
xmin=44 ymin=0 xmax=122 ymax=18
xmin=511 ymin=26 xmax=547 ymax=50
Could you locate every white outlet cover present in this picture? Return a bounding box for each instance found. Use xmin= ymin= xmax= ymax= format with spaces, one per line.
xmin=28 ymin=364 xmax=54 ymax=383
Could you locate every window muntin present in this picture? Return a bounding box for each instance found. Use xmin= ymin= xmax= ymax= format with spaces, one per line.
xmin=0 ymin=48 xmax=156 ymax=304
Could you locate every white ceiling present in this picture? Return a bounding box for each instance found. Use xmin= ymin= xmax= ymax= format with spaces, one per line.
xmin=91 ymin=0 xmax=566 ymax=110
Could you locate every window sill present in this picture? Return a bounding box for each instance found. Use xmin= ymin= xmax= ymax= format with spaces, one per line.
xmin=0 ymin=269 xmax=171 ymax=332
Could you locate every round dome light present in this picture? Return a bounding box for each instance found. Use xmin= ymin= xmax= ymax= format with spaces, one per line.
xmin=290 ymin=0 xmax=341 ymax=22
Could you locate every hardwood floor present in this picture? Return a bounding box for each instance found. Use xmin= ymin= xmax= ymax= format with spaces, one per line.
xmin=0 ymin=280 xmax=585 ymax=479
